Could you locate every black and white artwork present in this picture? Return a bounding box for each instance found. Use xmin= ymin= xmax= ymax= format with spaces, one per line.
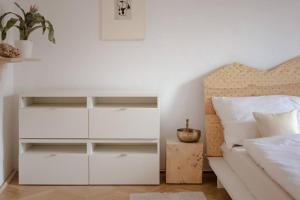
xmin=115 ymin=0 xmax=132 ymax=20
xmin=102 ymin=0 xmax=144 ymax=40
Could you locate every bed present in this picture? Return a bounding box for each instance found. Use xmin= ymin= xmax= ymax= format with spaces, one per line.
xmin=203 ymin=56 xmax=300 ymax=200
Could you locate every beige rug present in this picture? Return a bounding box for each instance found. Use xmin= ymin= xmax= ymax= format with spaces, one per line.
xmin=130 ymin=192 xmax=207 ymax=200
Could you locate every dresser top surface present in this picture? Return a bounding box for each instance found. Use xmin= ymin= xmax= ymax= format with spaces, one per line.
xmin=19 ymin=89 xmax=159 ymax=97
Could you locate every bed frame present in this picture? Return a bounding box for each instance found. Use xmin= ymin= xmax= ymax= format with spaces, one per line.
xmin=204 ymin=56 xmax=300 ymax=200
xmin=204 ymin=56 xmax=300 ymax=157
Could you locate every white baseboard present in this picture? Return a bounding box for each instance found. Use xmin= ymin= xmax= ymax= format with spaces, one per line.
xmin=0 ymin=170 xmax=16 ymax=194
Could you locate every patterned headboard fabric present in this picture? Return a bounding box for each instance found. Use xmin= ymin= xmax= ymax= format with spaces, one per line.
xmin=204 ymin=56 xmax=300 ymax=157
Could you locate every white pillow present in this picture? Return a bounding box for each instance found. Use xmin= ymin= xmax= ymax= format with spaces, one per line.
xmin=212 ymin=95 xmax=294 ymax=123
xmin=223 ymin=121 xmax=259 ymax=148
xmin=253 ymin=110 xmax=300 ymax=137
xmin=212 ymin=95 xmax=296 ymax=148
xmin=289 ymin=96 xmax=300 ymax=125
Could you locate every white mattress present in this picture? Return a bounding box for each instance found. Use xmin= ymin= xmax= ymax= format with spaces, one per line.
xmin=222 ymin=145 xmax=293 ymax=200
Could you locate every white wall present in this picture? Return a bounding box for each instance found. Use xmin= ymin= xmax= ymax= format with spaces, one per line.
xmin=0 ymin=0 xmax=18 ymax=185
xmin=12 ymin=0 xmax=300 ymax=169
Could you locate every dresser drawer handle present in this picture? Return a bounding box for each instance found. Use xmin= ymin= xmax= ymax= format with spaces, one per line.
xmin=118 ymin=153 xmax=127 ymax=157
xmin=118 ymin=108 xmax=127 ymax=111
xmin=47 ymin=154 xmax=57 ymax=157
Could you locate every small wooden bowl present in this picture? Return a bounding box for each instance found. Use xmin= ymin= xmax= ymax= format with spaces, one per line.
xmin=177 ymin=119 xmax=201 ymax=143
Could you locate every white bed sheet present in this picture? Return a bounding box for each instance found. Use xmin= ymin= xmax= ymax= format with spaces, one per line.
xmin=222 ymin=145 xmax=292 ymax=200
xmin=245 ymin=134 xmax=300 ymax=200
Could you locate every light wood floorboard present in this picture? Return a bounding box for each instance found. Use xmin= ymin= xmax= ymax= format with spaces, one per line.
xmin=0 ymin=173 xmax=231 ymax=200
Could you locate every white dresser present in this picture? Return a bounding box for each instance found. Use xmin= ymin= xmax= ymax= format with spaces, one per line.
xmin=19 ymin=90 xmax=160 ymax=185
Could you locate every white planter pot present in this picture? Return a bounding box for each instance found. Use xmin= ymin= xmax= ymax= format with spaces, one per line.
xmin=15 ymin=40 xmax=33 ymax=59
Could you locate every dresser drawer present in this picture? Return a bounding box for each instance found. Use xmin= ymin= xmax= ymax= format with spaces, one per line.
xmin=19 ymin=108 xmax=88 ymax=138
xmin=89 ymin=108 xmax=159 ymax=139
xmin=19 ymin=153 xmax=88 ymax=185
xmin=89 ymin=149 xmax=159 ymax=185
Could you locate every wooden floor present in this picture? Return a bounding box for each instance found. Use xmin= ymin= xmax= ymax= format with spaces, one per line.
xmin=0 ymin=173 xmax=231 ymax=200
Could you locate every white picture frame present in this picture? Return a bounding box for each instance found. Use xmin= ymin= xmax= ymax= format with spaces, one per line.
xmin=101 ymin=0 xmax=145 ymax=40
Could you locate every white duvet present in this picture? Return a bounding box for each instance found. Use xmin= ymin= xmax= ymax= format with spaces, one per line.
xmin=245 ymin=134 xmax=300 ymax=200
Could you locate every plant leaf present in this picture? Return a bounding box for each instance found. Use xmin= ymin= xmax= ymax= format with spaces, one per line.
xmin=18 ymin=21 xmax=27 ymax=40
xmin=33 ymin=14 xmax=46 ymax=33
xmin=46 ymin=20 xmax=55 ymax=43
xmin=1 ymin=18 xmax=18 ymax=40
xmin=25 ymin=12 xmax=34 ymax=28
xmin=1 ymin=12 xmax=24 ymax=24
xmin=5 ymin=18 xmax=18 ymax=30
xmin=19 ymin=29 xmax=26 ymax=40
xmin=0 ymin=12 xmax=13 ymax=31
xmin=1 ymin=30 xmax=6 ymax=41
xmin=25 ymin=12 xmax=45 ymax=31
xmin=0 ymin=11 xmax=27 ymax=40
xmin=28 ymin=25 xmax=43 ymax=35
xmin=41 ymin=16 xmax=46 ymax=34
xmin=14 ymin=2 xmax=26 ymax=17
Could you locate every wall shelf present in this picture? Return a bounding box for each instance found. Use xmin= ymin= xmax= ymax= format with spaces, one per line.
xmin=0 ymin=57 xmax=40 ymax=64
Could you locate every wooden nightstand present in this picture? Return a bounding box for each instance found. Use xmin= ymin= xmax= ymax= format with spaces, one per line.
xmin=166 ymin=140 xmax=203 ymax=184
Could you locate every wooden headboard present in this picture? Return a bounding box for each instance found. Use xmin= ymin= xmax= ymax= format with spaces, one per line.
xmin=204 ymin=56 xmax=300 ymax=157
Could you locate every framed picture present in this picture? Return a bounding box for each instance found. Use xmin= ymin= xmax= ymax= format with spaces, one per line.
xmin=101 ymin=0 xmax=145 ymax=40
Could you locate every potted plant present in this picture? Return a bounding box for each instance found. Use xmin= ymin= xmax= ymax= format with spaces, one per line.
xmin=0 ymin=2 xmax=55 ymax=58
